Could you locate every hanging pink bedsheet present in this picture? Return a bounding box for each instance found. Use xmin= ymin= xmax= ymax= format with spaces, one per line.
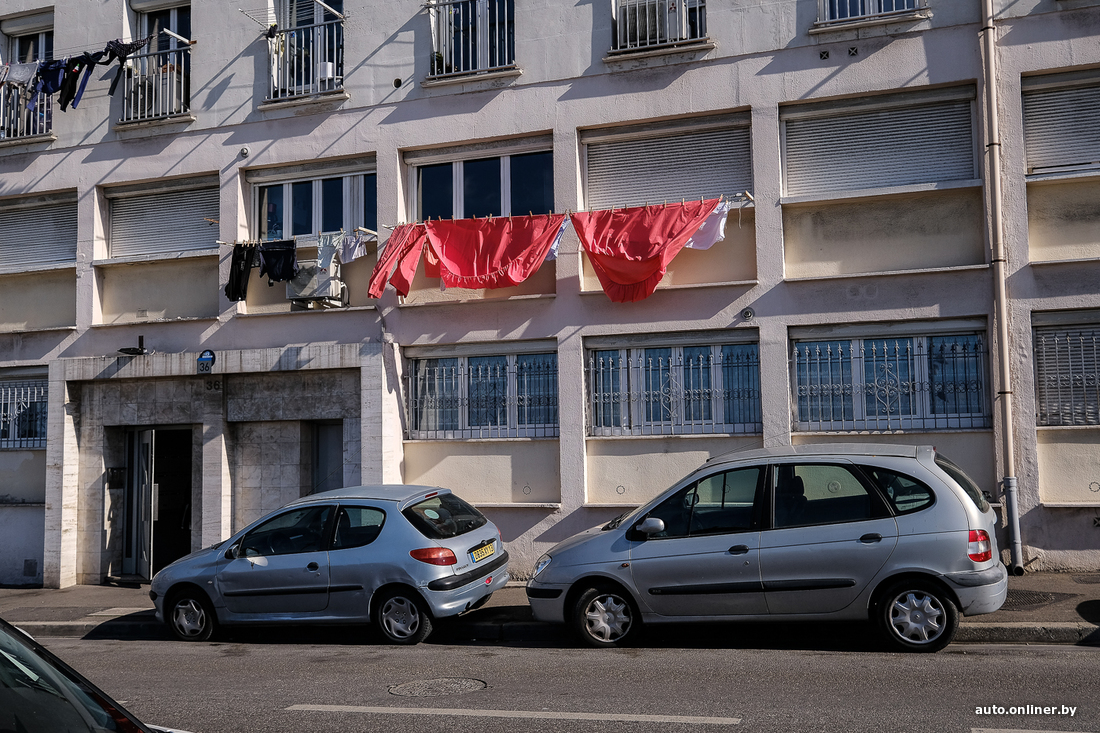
xmin=367 ymin=223 xmax=428 ymax=298
xmin=425 ymin=214 xmax=567 ymax=289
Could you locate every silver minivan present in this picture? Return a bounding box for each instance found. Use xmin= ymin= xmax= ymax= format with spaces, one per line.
xmin=526 ymin=444 xmax=1007 ymax=652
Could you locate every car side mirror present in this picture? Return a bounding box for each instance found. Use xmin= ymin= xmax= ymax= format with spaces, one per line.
xmin=635 ymin=517 xmax=666 ymax=536
xmin=224 ymin=543 xmax=239 ymax=560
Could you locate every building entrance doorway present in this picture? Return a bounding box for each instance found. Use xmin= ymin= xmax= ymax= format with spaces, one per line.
xmin=122 ymin=428 xmax=193 ymax=579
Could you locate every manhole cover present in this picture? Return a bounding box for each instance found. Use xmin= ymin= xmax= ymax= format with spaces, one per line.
xmin=389 ymin=678 xmax=487 ymax=697
xmin=1001 ymin=589 xmax=1079 ymax=611
xmin=1074 ymin=575 xmax=1100 ymax=585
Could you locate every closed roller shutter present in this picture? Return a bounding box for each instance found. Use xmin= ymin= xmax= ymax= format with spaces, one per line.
xmin=783 ymin=100 xmax=975 ymax=197
xmin=1033 ymin=324 xmax=1100 ymax=427
xmin=586 ymin=127 xmax=752 ymax=210
xmin=0 ymin=200 xmax=77 ymax=270
xmin=109 ymin=187 xmax=219 ymax=258
xmin=1023 ymin=85 xmax=1100 ymax=173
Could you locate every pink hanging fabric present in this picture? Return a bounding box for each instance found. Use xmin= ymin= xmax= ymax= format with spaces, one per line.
xmin=425 ymin=214 xmax=567 ymax=289
xmin=570 ymin=199 xmax=719 ymax=303
xmin=367 ymin=223 xmax=427 ymax=298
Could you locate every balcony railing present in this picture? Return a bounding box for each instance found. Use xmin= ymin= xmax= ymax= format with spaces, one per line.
xmin=611 ymin=0 xmax=707 ymax=54
xmin=0 ymin=85 xmax=51 ymax=140
xmin=428 ymin=0 xmax=515 ymax=79
xmin=821 ymin=0 xmax=917 ymax=23
xmin=268 ymin=17 xmax=344 ymax=100
xmin=119 ymin=46 xmax=191 ymax=122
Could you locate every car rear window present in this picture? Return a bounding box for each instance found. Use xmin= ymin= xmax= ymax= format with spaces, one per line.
xmin=935 ymin=454 xmax=989 ymax=513
xmin=860 ymin=466 xmax=936 ymax=515
xmin=403 ymin=493 xmax=488 ymax=539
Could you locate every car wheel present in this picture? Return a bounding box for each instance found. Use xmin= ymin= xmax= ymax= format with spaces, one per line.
xmin=168 ymin=590 xmax=216 ymax=642
xmin=376 ymin=589 xmax=433 ymax=645
xmin=878 ymin=580 xmax=959 ymax=653
xmin=571 ymin=585 xmax=638 ymax=648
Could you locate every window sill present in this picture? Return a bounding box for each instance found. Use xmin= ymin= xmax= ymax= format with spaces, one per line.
xmin=404 ymin=436 xmax=560 ymax=443
xmin=93 ymin=248 xmax=219 ymax=267
xmin=236 ymin=304 xmax=377 ymax=318
xmin=1040 ymin=502 xmax=1100 ymax=508
xmin=583 ymin=503 xmax=640 ymax=509
xmin=0 ymin=132 xmax=56 ymax=150
xmin=1030 ymin=256 xmax=1100 ymax=268
xmin=1036 ymin=424 xmax=1100 ymax=430
xmin=0 ymin=325 xmax=76 ymax=335
xmin=0 ymin=262 xmax=76 ymax=276
xmin=781 ymin=179 xmax=982 ymax=207
xmin=421 ymin=67 xmax=523 ymax=89
xmin=1026 ymin=167 xmax=1100 ymax=184
xmin=475 ymin=502 xmax=561 ymax=509
xmin=114 ymin=112 xmax=196 ymax=132
xmin=786 ymin=263 xmax=989 ymax=282
xmin=794 ymin=427 xmax=992 ymax=435
xmin=90 ymin=315 xmax=218 ymax=327
xmin=397 ymin=293 xmax=555 ymax=308
xmin=603 ymin=39 xmax=716 ymax=64
xmin=809 ymin=9 xmax=931 ymax=34
xmin=259 ymin=89 xmax=350 ymax=112
xmin=0 ymin=502 xmax=46 ymax=507
xmin=586 ymin=432 xmax=759 ymax=440
xmin=580 ymin=280 xmax=759 ymax=297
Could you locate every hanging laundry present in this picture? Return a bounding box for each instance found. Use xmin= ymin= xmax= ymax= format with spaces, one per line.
xmin=684 ymin=199 xmax=735 ymax=251
xmin=544 ymin=218 xmax=569 ymax=261
xmin=367 ymin=224 xmax=427 ymax=298
xmin=571 ymin=199 xmax=719 ymax=303
xmin=258 ymin=239 xmax=298 ymax=285
xmin=339 ymin=229 xmax=376 ymax=264
xmin=27 ymin=59 xmax=67 ymax=112
xmin=317 ymin=231 xmax=342 ymax=272
xmin=69 ymin=51 xmax=109 ymax=110
xmin=2 ymin=62 xmax=38 ymax=87
xmin=0 ymin=66 xmax=8 ymax=84
xmin=423 ymin=239 xmax=441 ymax=279
xmin=424 ymin=213 xmax=568 ymax=290
xmin=105 ymin=36 xmax=153 ymax=96
xmin=224 ymin=242 xmax=258 ymax=302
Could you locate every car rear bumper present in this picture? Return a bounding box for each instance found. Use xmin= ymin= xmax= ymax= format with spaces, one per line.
xmin=944 ymin=563 xmax=1008 ymax=616
xmin=425 ymin=557 xmax=511 ymax=618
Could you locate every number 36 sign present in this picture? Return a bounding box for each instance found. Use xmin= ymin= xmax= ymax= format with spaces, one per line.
xmin=197 ymin=349 xmax=216 ymax=375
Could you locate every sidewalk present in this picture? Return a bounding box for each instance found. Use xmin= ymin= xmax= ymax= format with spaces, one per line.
xmin=2 ymin=571 xmax=1098 ymax=647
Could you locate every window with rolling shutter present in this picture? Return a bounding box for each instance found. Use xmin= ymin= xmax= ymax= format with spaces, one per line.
xmin=782 ymin=92 xmax=976 ymax=198
xmin=1023 ymin=81 xmax=1100 ymax=174
xmin=108 ymin=185 xmax=219 ymax=258
xmin=0 ymin=197 xmax=78 ymax=271
xmin=584 ymin=121 xmax=751 ymax=210
xmin=1033 ymin=324 xmax=1100 ymax=427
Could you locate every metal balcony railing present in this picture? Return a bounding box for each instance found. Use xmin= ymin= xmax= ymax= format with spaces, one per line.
xmin=822 ymin=0 xmax=917 ymax=23
xmin=268 ymin=17 xmax=344 ymax=100
xmin=0 ymin=85 xmax=51 ymax=140
xmin=428 ymin=0 xmax=515 ymax=79
xmin=119 ymin=46 xmax=191 ymax=122
xmin=611 ymin=0 xmax=707 ymax=54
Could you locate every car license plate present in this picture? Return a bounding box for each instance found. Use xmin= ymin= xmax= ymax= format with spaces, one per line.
xmin=470 ymin=542 xmax=495 ymax=563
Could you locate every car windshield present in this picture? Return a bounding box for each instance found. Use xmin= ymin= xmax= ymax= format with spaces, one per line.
xmin=0 ymin=620 xmax=148 ymax=732
xmin=935 ymin=453 xmax=989 ymax=513
xmin=403 ymin=493 xmax=488 ymax=539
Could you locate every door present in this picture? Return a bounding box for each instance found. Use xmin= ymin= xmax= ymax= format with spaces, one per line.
xmin=123 ymin=430 xmax=155 ymax=578
xmin=218 ymin=505 xmax=334 ymax=616
xmin=759 ymin=462 xmax=898 ymax=615
xmin=629 ymin=466 xmax=767 ymax=617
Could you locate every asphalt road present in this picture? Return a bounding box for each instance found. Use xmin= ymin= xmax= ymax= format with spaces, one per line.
xmin=43 ymin=632 xmax=1100 ymax=733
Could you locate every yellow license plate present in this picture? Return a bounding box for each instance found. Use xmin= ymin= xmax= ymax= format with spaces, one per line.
xmin=471 ymin=543 xmax=495 ymax=562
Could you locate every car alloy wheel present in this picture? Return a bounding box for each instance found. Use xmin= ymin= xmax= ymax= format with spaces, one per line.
xmin=879 ymin=581 xmax=959 ymax=653
xmin=169 ymin=592 xmax=216 ymax=642
xmin=572 ymin=586 xmax=637 ymax=648
xmin=376 ymin=589 xmax=433 ymax=645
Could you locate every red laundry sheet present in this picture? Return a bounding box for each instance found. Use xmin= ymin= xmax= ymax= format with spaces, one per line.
xmin=367 ymin=223 xmax=428 ymax=298
xmin=425 ymin=214 xmax=567 ymax=289
xmin=571 ymin=199 xmax=719 ymax=302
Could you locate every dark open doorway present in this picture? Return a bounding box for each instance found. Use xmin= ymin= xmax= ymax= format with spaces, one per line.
xmin=123 ymin=427 xmax=193 ymax=579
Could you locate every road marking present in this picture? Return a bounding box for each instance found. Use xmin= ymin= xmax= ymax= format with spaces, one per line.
xmin=973 ymin=729 xmax=1095 ymax=733
xmin=88 ymin=607 xmax=149 ymax=617
xmin=287 ymin=704 xmax=740 ymax=725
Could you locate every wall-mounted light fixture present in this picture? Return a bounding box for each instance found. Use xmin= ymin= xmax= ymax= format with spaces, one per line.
xmin=118 ymin=335 xmax=148 ymax=356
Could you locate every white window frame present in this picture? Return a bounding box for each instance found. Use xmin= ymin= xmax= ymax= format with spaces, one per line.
xmin=427 ymin=0 xmax=516 ymax=79
xmin=816 ymin=0 xmax=924 ymax=25
xmin=254 ymin=172 xmax=375 ymax=240
xmin=610 ymin=0 xmax=707 ymax=54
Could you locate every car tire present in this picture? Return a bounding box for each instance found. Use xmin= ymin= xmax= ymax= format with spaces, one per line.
xmin=878 ymin=580 xmax=959 ymax=653
xmin=167 ymin=589 xmax=217 ymax=642
xmin=375 ymin=588 xmax=433 ymax=645
xmin=571 ymin=585 xmax=639 ymax=648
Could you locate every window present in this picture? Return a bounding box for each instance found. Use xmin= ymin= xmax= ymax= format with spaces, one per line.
xmin=0 ymin=195 xmax=77 ymax=271
xmin=587 ymin=342 xmax=761 ymax=436
xmin=0 ymin=25 xmax=52 ymax=139
xmin=121 ymin=4 xmax=191 ymax=122
xmin=643 ymin=467 xmax=761 ymax=539
xmin=428 ymin=0 xmax=515 ymax=78
xmin=403 ymin=492 xmax=488 ymax=539
xmin=239 ymin=505 xmax=333 ymax=556
xmin=331 ymin=506 xmax=385 ymax=550
xmin=820 ymin=0 xmax=917 ymax=23
xmin=107 ymin=179 xmax=219 ymax=258
xmin=1033 ymin=323 xmax=1100 ymax=426
xmin=773 ymin=464 xmax=887 ymax=528
xmin=257 ymin=172 xmax=376 ymax=239
xmin=407 ymin=352 xmax=558 ymax=439
xmin=1022 ymin=74 xmax=1100 ymax=175
xmin=792 ymin=333 xmax=989 ymax=431
xmin=268 ymin=0 xmax=344 ymax=100
xmin=611 ymin=0 xmax=706 ymax=53
xmin=416 ymin=151 xmax=552 ymax=221
xmin=860 ymin=466 xmax=935 ymax=514
xmin=0 ymin=380 xmax=47 ymax=449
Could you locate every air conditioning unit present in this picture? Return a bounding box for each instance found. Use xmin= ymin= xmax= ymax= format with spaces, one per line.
xmin=287 ymin=259 xmax=343 ymax=301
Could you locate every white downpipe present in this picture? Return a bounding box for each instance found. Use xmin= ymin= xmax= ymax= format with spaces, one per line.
xmin=982 ymin=0 xmax=1024 ymax=575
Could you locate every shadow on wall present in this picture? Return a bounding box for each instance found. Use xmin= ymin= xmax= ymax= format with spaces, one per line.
xmin=533 ymin=505 xmax=628 ymax=545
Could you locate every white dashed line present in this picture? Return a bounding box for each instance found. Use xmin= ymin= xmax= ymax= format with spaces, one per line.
xmin=287 ymin=704 xmax=741 ymax=725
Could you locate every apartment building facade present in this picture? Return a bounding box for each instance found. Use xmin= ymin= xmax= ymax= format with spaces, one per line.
xmin=1 ymin=0 xmax=1098 ymax=587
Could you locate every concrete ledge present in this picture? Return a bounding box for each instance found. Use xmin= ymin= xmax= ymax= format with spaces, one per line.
xmin=956 ymin=621 xmax=1100 ymax=645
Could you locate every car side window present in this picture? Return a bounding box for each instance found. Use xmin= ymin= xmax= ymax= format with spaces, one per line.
xmin=773 ymin=464 xmax=885 ymax=528
xmin=239 ymin=505 xmax=333 ymax=557
xmin=331 ymin=506 xmax=386 ymax=550
xmin=860 ymin=466 xmax=935 ymax=514
xmin=646 ymin=467 xmax=762 ymax=538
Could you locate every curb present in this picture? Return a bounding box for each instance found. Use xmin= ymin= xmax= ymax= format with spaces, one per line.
xmin=955 ymin=621 xmax=1100 ymax=645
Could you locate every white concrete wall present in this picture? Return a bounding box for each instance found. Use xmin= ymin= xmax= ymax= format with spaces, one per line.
xmin=0 ymin=506 xmax=45 ymax=586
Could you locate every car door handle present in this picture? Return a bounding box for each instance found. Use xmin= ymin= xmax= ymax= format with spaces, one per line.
xmin=306 ymin=562 xmax=319 ymax=571
xmin=859 ymin=533 xmax=882 ymax=544
xmin=728 ymin=545 xmax=750 ymax=555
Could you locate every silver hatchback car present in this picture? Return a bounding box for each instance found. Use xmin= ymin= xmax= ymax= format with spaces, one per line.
xmin=527 ymin=444 xmax=1007 ymax=652
xmin=151 ymin=485 xmax=509 ymax=644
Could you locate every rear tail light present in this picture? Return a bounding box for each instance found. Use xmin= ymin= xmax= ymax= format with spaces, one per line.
xmin=410 ymin=547 xmax=457 ymax=566
xmin=968 ymin=529 xmax=992 ymax=562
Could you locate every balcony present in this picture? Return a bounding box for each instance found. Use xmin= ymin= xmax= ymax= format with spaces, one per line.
xmin=815 ymin=0 xmax=926 ymax=29
xmin=610 ymin=0 xmax=707 ymax=54
xmin=119 ymin=46 xmax=191 ymax=123
xmin=267 ymin=17 xmax=344 ymax=101
xmin=427 ymin=0 xmax=516 ymax=80
xmin=0 ymin=85 xmax=51 ymax=142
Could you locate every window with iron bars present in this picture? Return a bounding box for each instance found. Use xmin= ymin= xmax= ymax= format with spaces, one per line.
xmin=268 ymin=0 xmax=344 ymax=100
xmin=1 ymin=381 xmax=47 ymax=449
xmin=407 ymin=353 xmax=558 ymax=439
xmin=792 ymin=334 xmax=989 ymax=432
xmin=428 ymin=0 xmax=515 ymax=79
xmin=587 ymin=344 xmax=761 ymax=436
xmin=1 ymin=30 xmax=52 ymax=140
xmin=1033 ymin=324 xmax=1100 ymax=427
xmin=121 ymin=5 xmax=192 ymax=122
xmin=820 ymin=0 xmax=918 ymax=23
xmin=611 ymin=0 xmax=707 ymax=54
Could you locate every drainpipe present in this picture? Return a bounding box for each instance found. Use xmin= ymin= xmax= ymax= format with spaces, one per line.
xmin=982 ymin=0 xmax=1024 ymax=575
